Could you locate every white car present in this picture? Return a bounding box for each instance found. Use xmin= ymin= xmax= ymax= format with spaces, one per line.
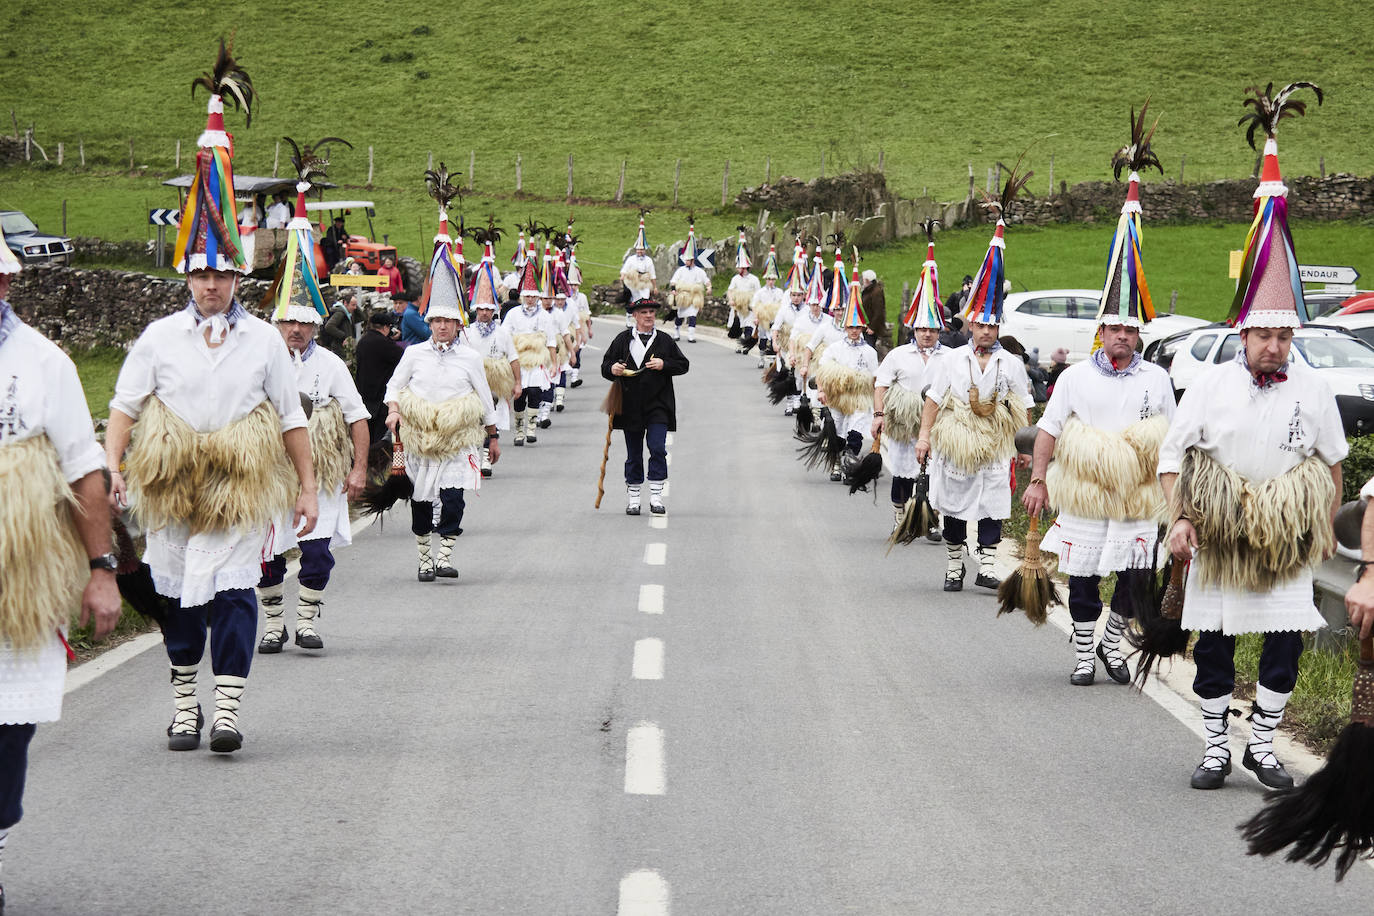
xmin=998 ymin=289 xmax=1208 ymax=364
xmin=1314 ymin=310 xmax=1374 ymax=349
xmin=1159 ymin=325 xmax=1374 ymax=435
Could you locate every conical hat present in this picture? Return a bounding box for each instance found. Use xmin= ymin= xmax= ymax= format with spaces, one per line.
xmin=903 ymin=242 xmax=944 ymax=330
xmin=824 ymin=250 xmax=848 ymax=314
xmin=679 ymin=225 xmax=698 ymax=264
xmin=1094 ymin=172 xmax=1155 ymax=334
xmin=840 ymin=268 xmax=867 ymax=328
xmin=735 ymin=230 xmax=751 ymax=270
xmin=1229 ymin=138 xmax=1306 ymax=330
xmin=468 ymin=242 xmax=502 ymax=310
xmin=762 ymin=244 xmax=779 ymax=280
xmin=963 ymin=220 xmax=1007 ymax=325
xmin=510 ymin=230 xmax=527 ymax=268
xmin=567 ymin=250 xmax=583 ymax=285
xmin=632 ymin=217 xmax=649 ymax=251
xmin=268 ymin=182 xmax=326 ymax=324
xmin=804 ymin=254 xmax=826 ymax=304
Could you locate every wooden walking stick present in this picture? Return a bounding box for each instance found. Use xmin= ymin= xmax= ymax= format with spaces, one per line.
xmin=595 ymin=380 xmax=624 ymax=508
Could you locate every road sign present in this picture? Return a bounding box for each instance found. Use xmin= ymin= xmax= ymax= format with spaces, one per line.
xmin=1323 ymin=283 xmax=1358 ymax=297
xmin=1299 ymin=264 xmax=1360 ymax=285
xmin=1228 ymin=250 xmax=1243 ymax=279
xmin=148 ymin=208 xmax=180 ymax=226
xmin=328 ymin=273 xmax=388 ymax=288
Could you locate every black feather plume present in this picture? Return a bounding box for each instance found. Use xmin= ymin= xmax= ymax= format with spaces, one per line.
xmin=191 ymin=38 xmax=255 ymax=126
xmin=283 ymin=136 xmax=350 ymax=186
xmin=1112 ymin=98 xmax=1164 ymax=179
xmin=1239 ymin=81 xmax=1323 ymax=150
xmin=424 ymin=163 xmax=463 ymax=211
xmin=921 ymin=219 xmax=941 ymax=243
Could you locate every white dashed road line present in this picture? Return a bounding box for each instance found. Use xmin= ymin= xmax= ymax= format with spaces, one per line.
xmin=632 ymin=638 xmax=664 ymax=680
xmin=624 ymin=722 xmax=666 ymax=795
xmin=618 ymin=869 xmax=670 ymax=916
xmin=638 ymin=584 xmax=664 ymax=615
xmin=644 ymin=543 xmax=666 ymax=566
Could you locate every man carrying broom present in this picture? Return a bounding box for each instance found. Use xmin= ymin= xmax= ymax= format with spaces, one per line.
xmin=1021 ymin=102 xmax=1176 ymax=687
xmin=601 ymin=299 xmax=690 ymax=516
xmin=1159 ymin=80 xmax=1345 ymax=791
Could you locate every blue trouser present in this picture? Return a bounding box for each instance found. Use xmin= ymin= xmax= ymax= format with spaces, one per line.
xmin=623 ymin=423 xmax=668 ymax=484
xmin=943 ymin=516 xmax=1002 ymax=547
xmin=674 ymin=316 xmax=697 ymax=328
xmin=1067 ymin=569 xmax=1152 ymax=622
xmin=1192 ymin=630 xmax=1303 ymax=699
xmin=891 ymin=476 xmax=914 ymax=505
xmin=257 ymin=538 xmax=336 ymax=591
xmin=541 ymin=386 xmax=555 ymax=405
xmin=514 ymin=388 xmax=544 ymax=412
xmin=0 ymin=722 xmax=37 ymax=829
xmin=162 ymin=587 xmax=256 ymax=678
xmin=411 ymin=487 xmax=465 ymax=536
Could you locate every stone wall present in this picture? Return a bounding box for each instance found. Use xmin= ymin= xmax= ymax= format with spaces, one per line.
xmin=7 ymin=264 xmax=271 ymax=350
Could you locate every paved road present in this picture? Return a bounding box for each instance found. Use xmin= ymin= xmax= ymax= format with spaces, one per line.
xmin=15 ymin=320 xmax=1372 ymax=914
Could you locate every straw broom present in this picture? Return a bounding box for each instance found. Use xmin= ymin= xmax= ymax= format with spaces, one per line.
xmin=595 ymin=379 xmax=624 ymax=509
xmin=1240 ymin=635 xmax=1374 ymax=881
xmin=885 ymin=459 xmax=939 ymax=553
xmin=995 ymin=515 xmax=1058 ymax=625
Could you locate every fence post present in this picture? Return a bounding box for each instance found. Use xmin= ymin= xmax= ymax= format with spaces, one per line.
xmin=1320 ymin=155 xmax=1326 ymax=179
xmin=820 ymin=150 xmax=826 ymax=178
xmin=967 ymin=162 xmax=974 ymax=199
xmin=1169 ymin=289 xmax=1178 ymax=314
xmin=721 ymin=159 xmax=730 ymax=207
xmin=878 ymin=149 xmax=885 ymax=172
xmin=79 ymin=139 xmax=85 ymax=167
xmin=765 ymin=155 xmax=770 ymax=183
xmin=174 ymin=138 xmax=180 ymax=170
xmin=673 ymin=159 xmax=681 ymax=206
xmin=469 ymin=150 xmax=475 ymax=190
xmin=1179 ymin=153 xmax=1185 ymax=183
xmin=272 ymin=140 xmax=279 ymax=177
xmin=615 ymin=159 xmax=626 ymax=203
xmin=516 ymin=154 xmax=522 ymax=192
xmin=427 ymin=151 xmax=433 ymax=172
xmin=61 ymin=199 xmax=66 ymax=236
xmin=367 ymin=146 xmax=374 ymax=186
xmin=22 ymin=129 xmax=28 ymax=161
xmin=57 ymin=142 xmax=63 ymax=166
xmin=129 ymin=138 xmax=135 ymax=170
xmin=567 ymin=153 xmax=574 ymax=201
xmin=1047 ymin=155 xmax=1053 ymax=195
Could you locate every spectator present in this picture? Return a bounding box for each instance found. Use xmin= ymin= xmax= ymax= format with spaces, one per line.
xmin=354 ymin=309 xmax=405 ymax=444
xmin=323 ymin=215 xmax=349 ymax=273
xmin=378 ymin=255 xmax=404 ymax=297
xmin=264 ymin=190 xmax=291 ymax=229
xmin=238 ymin=193 xmax=264 ymax=270
xmin=1046 ymin=347 xmax=1070 ymax=396
xmin=320 ymin=290 xmax=360 ymax=359
xmin=398 ymin=297 xmax=430 ymax=345
xmin=944 ymin=274 xmax=973 ymax=322
xmin=859 ymin=269 xmax=890 ymax=356
xmin=938 ymin=314 xmax=968 ymax=350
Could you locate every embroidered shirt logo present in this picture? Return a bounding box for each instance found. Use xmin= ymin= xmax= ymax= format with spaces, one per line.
xmin=0 ymin=375 xmax=27 ymax=440
xmin=1287 ymin=402 xmax=1304 ymax=445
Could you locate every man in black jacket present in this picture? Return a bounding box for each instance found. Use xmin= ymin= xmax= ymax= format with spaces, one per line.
xmin=354 ymin=310 xmax=404 ymax=443
xmin=601 ymin=299 xmax=690 ymax=515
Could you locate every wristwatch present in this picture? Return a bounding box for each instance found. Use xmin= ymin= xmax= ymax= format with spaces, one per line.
xmin=89 ymin=553 xmax=118 ymax=572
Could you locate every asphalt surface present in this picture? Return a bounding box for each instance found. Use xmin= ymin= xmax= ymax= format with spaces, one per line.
xmin=12 ymin=319 xmax=1372 ymax=914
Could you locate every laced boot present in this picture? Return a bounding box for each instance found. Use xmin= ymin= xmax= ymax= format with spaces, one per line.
xmin=1191 ymin=695 xmax=1234 ymax=789
xmin=555 ymin=387 xmax=566 ymax=412
xmin=481 ymin=447 xmax=493 ymax=478
xmin=973 ymin=543 xmax=1001 ymax=590
xmin=649 ymin=481 xmax=666 ymax=515
xmin=416 ymin=534 xmax=436 ymax=582
xmin=1244 ymin=686 xmax=1295 ymax=789
xmin=626 ymin=484 xmax=642 ymax=517
xmin=891 ymin=503 xmax=905 ymax=535
xmin=256 ymin=583 xmax=286 ymax=654
xmin=167 ymin=664 xmax=202 ymax=751
xmin=1070 ymin=620 xmax=1096 ymax=686
xmin=209 ymin=675 xmax=246 ymax=753
xmin=435 ymin=535 xmax=460 ymax=578
xmin=537 ymin=402 xmax=552 ymax=429
xmin=294 ymin=586 xmax=324 ymax=650
xmin=943 ymin=542 xmax=966 ymax=592
xmin=1095 ymin=612 xmax=1131 ymax=684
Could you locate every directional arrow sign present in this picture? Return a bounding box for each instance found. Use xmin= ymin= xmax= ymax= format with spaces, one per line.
xmin=1299 ymin=264 xmax=1360 ymax=285
xmin=148 ymin=208 xmax=181 ymax=226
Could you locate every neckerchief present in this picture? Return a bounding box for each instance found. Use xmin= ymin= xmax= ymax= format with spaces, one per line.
xmin=187 ymin=299 xmax=246 ymax=345
xmin=1091 ymin=348 xmax=1141 ymax=378
xmin=973 ymin=341 xmax=1002 ymax=358
xmin=476 ymin=319 xmax=496 ymax=339
xmin=846 ymin=337 xmax=864 ymax=347
xmin=431 ymin=337 xmax=454 ymax=354
xmin=1236 ymin=345 xmax=1288 ymax=389
xmin=916 ymin=343 xmax=940 ymax=359
xmin=0 ymin=300 xmax=16 ymax=350
xmin=521 ymin=304 xmax=538 ymax=319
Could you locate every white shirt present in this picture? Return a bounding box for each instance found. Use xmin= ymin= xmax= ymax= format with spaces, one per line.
xmin=111 ymin=307 xmax=307 ymax=434
xmin=621 ymin=254 xmax=657 ymax=302
xmin=790 ymin=308 xmax=827 ymax=344
xmin=819 ymin=338 xmax=879 ymax=374
xmin=727 ymin=273 xmax=760 ymax=298
xmin=670 ymin=265 xmax=709 ymax=289
xmin=568 ymin=290 xmax=590 ymax=313
xmin=771 ymin=302 xmax=803 ymax=333
xmin=1038 ymin=358 xmax=1175 ymax=437
xmin=752 ymin=285 xmax=785 ymax=310
xmin=806 ymin=320 xmax=845 ymax=353
xmin=501 ymin=305 xmax=558 ymax=345
xmin=875 ymin=343 xmax=945 ymax=394
xmin=925 ymin=344 xmax=1035 ymax=410
xmin=547 ymin=305 xmax=575 ymax=336
xmin=1158 ymin=357 xmax=1347 ymax=481
xmin=384 ymin=339 xmax=498 ymax=425
xmin=460 ymin=322 xmax=519 ymax=361
xmin=265 ymin=201 xmax=291 ymax=229
xmin=294 ymin=343 xmax=370 ymax=424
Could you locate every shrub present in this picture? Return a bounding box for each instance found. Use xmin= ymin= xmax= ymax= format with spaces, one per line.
xmin=1343 ymin=434 xmax=1374 ymax=503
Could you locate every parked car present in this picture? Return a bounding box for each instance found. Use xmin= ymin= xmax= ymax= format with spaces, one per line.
xmin=1148 ymin=324 xmax=1374 ymax=435
xmin=0 ymin=210 xmax=74 ymax=265
xmin=1316 ymin=310 xmax=1374 ymax=349
xmin=999 ymin=288 xmax=1208 ymax=364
